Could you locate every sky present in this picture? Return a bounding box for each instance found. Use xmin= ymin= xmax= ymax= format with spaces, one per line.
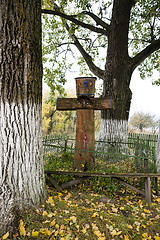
xmin=129 ymin=70 xmax=160 ymax=119
xmin=43 ymin=69 xmax=160 ymax=119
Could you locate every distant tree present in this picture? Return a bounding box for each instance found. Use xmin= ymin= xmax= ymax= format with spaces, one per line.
xmin=42 ymin=90 xmax=76 ymax=137
xmin=129 ymin=112 xmax=155 ymax=132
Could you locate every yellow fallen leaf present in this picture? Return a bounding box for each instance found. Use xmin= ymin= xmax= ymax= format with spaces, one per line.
xmin=120 ymin=207 xmax=124 ymax=210
xmin=144 ymin=209 xmax=150 ymax=213
xmin=141 ymin=213 xmax=146 ymax=218
xmin=124 ymin=235 xmax=130 ymax=240
xmin=111 ymin=229 xmax=117 ymax=236
xmin=43 ymin=220 xmax=51 ymax=225
xmin=154 ymin=237 xmax=160 ymax=240
xmin=142 ymin=232 xmax=151 ymax=239
xmin=2 ymin=232 xmax=9 ymax=239
xmin=111 ymin=229 xmax=122 ymax=236
xmin=142 ymin=233 xmax=148 ymax=238
xmin=47 ymin=212 xmax=54 ymax=218
xmin=92 ymin=212 xmax=99 ymax=217
xmin=82 ymin=227 xmax=87 ymax=234
xmin=41 ymin=228 xmax=52 ymax=236
xmin=155 ymin=198 xmax=160 ymax=203
xmin=42 ymin=211 xmax=48 ymax=216
xmin=32 ymin=229 xmax=39 ymax=237
xmin=55 ymin=224 xmax=59 ymax=229
xmin=112 ymin=207 xmax=118 ymax=213
xmin=19 ymin=220 xmax=26 ymax=236
xmin=54 ymin=230 xmax=59 ymax=236
xmin=94 ymin=230 xmax=102 ymax=237
xmin=70 ymin=216 xmax=76 ymax=223
xmin=50 ymin=219 xmax=56 ymax=226
xmin=142 ymin=224 xmax=146 ymax=228
xmin=98 ymin=237 xmax=106 ymax=240
xmin=92 ymin=223 xmax=98 ymax=230
xmin=127 ymin=225 xmax=133 ymax=229
xmin=46 ymin=196 xmax=55 ymax=205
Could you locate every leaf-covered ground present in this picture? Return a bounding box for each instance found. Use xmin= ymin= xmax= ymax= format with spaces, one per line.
xmin=2 ymin=178 xmax=160 ymax=240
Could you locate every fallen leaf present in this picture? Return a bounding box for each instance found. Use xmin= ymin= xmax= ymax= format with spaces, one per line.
xmin=120 ymin=207 xmax=124 ymax=210
xmin=154 ymin=237 xmax=160 ymax=240
xmin=94 ymin=230 xmax=102 ymax=237
xmin=98 ymin=237 xmax=106 ymax=240
xmin=2 ymin=232 xmax=9 ymax=240
xmin=81 ymin=227 xmax=87 ymax=234
xmin=42 ymin=211 xmax=48 ymax=216
xmin=141 ymin=213 xmax=146 ymax=218
xmin=142 ymin=232 xmax=151 ymax=239
xmin=124 ymin=235 xmax=130 ymax=240
xmin=40 ymin=228 xmax=52 ymax=236
xmin=32 ymin=229 xmax=39 ymax=237
xmin=111 ymin=229 xmax=122 ymax=236
xmin=46 ymin=196 xmax=55 ymax=205
xmin=70 ymin=216 xmax=76 ymax=223
xmin=47 ymin=212 xmax=54 ymax=218
xmin=144 ymin=209 xmax=150 ymax=214
xmin=127 ymin=225 xmax=133 ymax=229
xmin=92 ymin=212 xmax=99 ymax=218
xmin=55 ymin=224 xmax=59 ymax=229
xmin=19 ymin=220 xmax=26 ymax=236
xmin=112 ymin=207 xmax=118 ymax=213
xmin=50 ymin=219 xmax=56 ymax=226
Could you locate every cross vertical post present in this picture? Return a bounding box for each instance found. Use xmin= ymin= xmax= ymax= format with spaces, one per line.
xmin=57 ymin=77 xmax=113 ymax=171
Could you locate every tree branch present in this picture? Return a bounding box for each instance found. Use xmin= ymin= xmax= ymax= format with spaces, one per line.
xmin=41 ymin=9 xmax=108 ymax=35
xmin=131 ymin=38 xmax=160 ymax=71
xmin=73 ymin=11 xmax=110 ymax=33
xmin=64 ymin=22 xmax=105 ymax=80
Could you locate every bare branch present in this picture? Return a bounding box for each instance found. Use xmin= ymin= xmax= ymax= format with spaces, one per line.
xmin=41 ymin=9 xmax=108 ymax=35
xmin=131 ymin=38 xmax=160 ymax=71
xmin=69 ymin=11 xmax=110 ymax=33
xmin=64 ymin=22 xmax=105 ymax=79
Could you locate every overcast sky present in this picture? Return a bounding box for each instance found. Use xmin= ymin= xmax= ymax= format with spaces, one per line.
xmin=129 ymin=70 xmax=160 ymax=119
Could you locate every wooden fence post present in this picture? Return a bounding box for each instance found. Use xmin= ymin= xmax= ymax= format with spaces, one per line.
xmin=144 ymin=177 xmax=151 ymax=205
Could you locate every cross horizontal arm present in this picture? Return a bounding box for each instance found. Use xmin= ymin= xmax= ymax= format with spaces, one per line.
xmin=56 ymin=97 xmax=114 ymax=110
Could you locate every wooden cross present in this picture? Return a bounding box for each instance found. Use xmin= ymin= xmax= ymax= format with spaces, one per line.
xmin=57 ymin=77 xmax=113 ymax=171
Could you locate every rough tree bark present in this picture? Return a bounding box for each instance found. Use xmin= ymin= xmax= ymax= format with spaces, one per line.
xmin=98 ymin=0 xmax=133 ymax=152
xmin=0 ymin=0 xmax=47 ymax=235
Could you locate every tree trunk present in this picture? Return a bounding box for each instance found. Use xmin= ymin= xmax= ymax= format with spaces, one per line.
xmin=98 ymin=0 xmax=133 ymax=153
xmin=0 ymin=0 xmax=47 ymax=235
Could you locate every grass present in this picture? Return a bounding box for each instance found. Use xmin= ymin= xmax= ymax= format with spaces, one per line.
xmin=7 ymin=179 xmax=160 ymax=240
xmin=2 ymin=151 xmax=160 ymax=240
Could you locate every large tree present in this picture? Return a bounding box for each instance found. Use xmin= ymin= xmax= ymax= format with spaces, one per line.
xmin=41 ymin=0 xmax=160 ymax=148
xmin=0 ymin=0 xmax=47 ymax=235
